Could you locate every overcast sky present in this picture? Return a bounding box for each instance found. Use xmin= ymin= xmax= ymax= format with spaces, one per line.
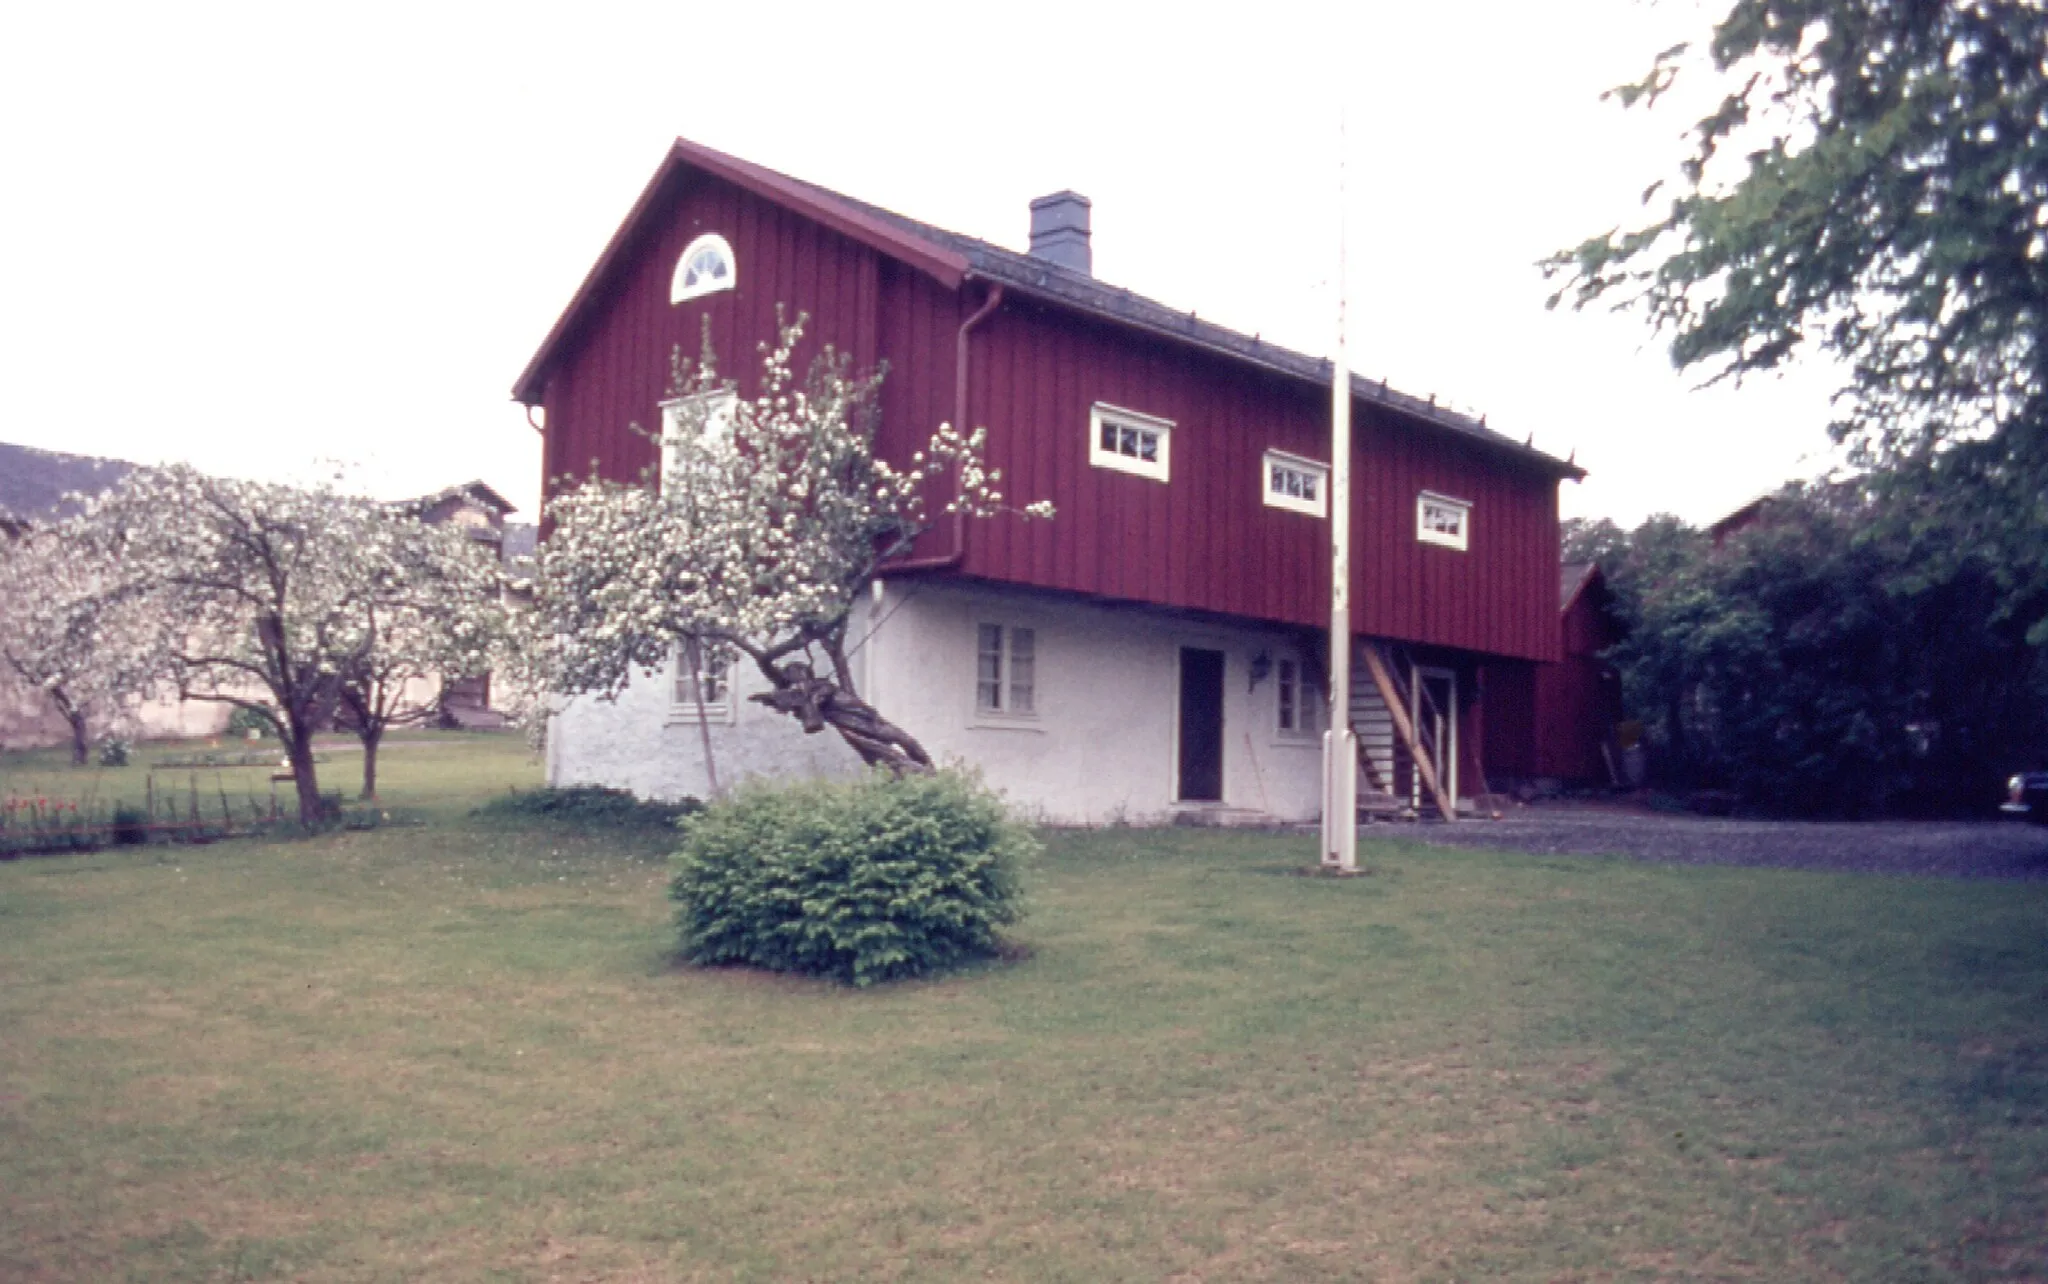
xmin=1 ymin=0 xmax=1847 ymax=529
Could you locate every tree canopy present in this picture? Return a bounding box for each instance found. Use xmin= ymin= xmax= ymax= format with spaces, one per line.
xmin=1567 ymin=484 xmax=2048 ymax=816
xmin=534 ymin=312 xmax=1049 ymax=776
xmin=75 ymin=467 xmax=506 ymax=823
xmin=0 ymin=525 xmax=157 ymax=763
xmin=1547 ymin=0 xmax=2048 ymax=473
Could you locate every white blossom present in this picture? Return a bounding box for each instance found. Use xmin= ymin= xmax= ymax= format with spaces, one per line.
xmin=530 ymin=311 xmax=1052 ymax=772
xmin=68 ymin=466 xmax=509 ymax=820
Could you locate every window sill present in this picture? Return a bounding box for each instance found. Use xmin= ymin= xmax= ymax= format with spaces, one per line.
xmin=665 ymin=710 xmax=735 ymax=727
xmin=969 ymin=713 xmax=1045 ymax=733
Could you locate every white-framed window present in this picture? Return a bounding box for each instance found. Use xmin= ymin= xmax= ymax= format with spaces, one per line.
xmin=975 ymin=623 xmax=1037 ymax=716
xmin=659 ymin=389 xmax=737 ymax=489
xmin=670 ymin=638 xmax=734 ymax=722
xmin=1417 ymin=490 xmax=1472 ymax=551
xmin=671 ymin=233 xmax=737 ymax=303
xmin=1263 ymin=450 xmax=1329 ymax=518
xmin=1088 ymin=403 xmax=1173 ymax=482
xmin=1275 ymin=657 xmax=1325 ymax=737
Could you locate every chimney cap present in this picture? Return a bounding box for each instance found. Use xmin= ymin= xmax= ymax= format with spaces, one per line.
xmin=1028 ymin=191 xmax=1092 ymax=275
xmin=1029 ymin=189 xmax=1092 ymax=211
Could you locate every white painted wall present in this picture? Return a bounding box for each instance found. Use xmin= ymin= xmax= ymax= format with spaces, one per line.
xmin=549 ymin=582 xmax=1331 ymax=824
xmin=0 ymin=673 xmax=232 ymax=751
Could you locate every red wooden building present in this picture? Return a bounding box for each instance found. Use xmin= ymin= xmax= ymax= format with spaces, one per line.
xmin=515 ymin=138 xmax=1587 ymax=822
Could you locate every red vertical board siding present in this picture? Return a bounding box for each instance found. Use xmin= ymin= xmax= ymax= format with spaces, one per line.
xmin=535 ymin=166 xmax=1562 ymax=663
xmin=540 ymin=171 xmax=896 ymax=539
xmin=933 ymin=298 xmax=1565 ymax=654
xmin=1534 ymin=580 xmax=1622 ymax=783
xmin=1482 ymin=660 xmax=1539 ymax=779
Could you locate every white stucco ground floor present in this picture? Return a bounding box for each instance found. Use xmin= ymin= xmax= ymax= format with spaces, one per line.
xmin=549 ymin=579 xmax=1414 ymax=825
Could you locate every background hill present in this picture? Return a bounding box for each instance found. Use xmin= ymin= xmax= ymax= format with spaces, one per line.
xmin=0 ymin=442 xmax=135 ymax=523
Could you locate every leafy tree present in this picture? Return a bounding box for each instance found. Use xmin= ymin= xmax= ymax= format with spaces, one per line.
xmin=0 ymin=525 xmax=156 ymax=763
xmin=1560 ymin=515 xmax=1630 ymax=571
xmin=330 ymin=515 xmax=506 ymax=798
xmin=78 ymin=467 xmax=506 ymax=824
xmin=1547 ymin=0 xmax=2048 ymax=484
xmin=533 ymin=313 xmax=1050 ymax=775
xmin=1595 ymin=485 xmax=2048 ymax=814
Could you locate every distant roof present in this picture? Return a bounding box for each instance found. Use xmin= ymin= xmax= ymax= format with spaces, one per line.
xmin=515 ymin=137 xmax=1583 ymax=481
xmin=405 ymin=479 xmax=518 ymax=516
xmin=1560 ymin=560 xmax=1604 ymax=614
xmin=0 ymin=441 xmax=135 ymax=524
xmin=1708 ymin=494 xmax=1777 ymax=540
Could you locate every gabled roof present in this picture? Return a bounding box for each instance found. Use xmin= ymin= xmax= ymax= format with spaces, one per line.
xmin=512 ymin=138 xmax=968 ymax=406
xmin=406 ymin=479 xmax=518 ymax=516
xmin=802 ymin=179 xmax=1582 ymax=479
xmin=514 ymin=137 xmax=1584 ymax=480
xmin=1708 ymin=494 xmax=1777 ymax=542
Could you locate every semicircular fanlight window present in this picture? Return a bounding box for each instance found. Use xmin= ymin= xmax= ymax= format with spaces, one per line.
xmin=671 ymin=233 xmax=736 ymax=303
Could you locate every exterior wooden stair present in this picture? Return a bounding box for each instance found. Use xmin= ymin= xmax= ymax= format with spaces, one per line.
xmin=1353 ymin=640 xmax=1458 ymax=822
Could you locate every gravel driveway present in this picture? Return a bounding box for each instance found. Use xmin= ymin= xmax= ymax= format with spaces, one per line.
xmin=1388 ymin=805 xmax=2048 ymax=880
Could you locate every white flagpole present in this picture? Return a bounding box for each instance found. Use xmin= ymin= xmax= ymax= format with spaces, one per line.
xmin=1322 ymin=105 xmax=1359 ymax=872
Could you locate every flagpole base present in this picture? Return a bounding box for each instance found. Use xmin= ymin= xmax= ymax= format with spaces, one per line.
xmin=1321 ymin=728 xmax=1359 ymax=872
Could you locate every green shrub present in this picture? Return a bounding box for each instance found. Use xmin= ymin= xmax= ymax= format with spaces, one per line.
xmin=670 ymin=770 xmax=1031 ymax=986
xmin=225 ymin=705 xmax=273 ymax=741
xmin=473 ymin=785 xmax=701 ymax=829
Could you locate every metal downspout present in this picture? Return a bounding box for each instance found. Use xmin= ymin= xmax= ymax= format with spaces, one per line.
xmin=887 ymin=282 xmax=1005 ymax=574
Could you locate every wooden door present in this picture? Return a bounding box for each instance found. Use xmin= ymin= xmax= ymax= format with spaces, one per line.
xmin=1416 ymin=666 xmax=1458 ymax=806
xmin=1178 ymin=648 xmax=1225 ymax=802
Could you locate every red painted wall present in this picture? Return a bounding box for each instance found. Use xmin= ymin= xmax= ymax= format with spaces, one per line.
xmin=535 ymin=166 xmax=1563 ymax=663
xmin=954 ymin=298 xmax=1561 ymax=660
xmin=541 ymin=170 xmax=888 ymax=496
xmin=1533 ymin=578 xmax=1624 ymax=783
xmin=1480 ymin=660 xmax=1538 ymax=781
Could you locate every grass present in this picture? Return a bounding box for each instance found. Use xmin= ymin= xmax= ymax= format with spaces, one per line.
xmin=2 ymin=736 xmax=2045 ymax=1280
xmin=0 ymin=729 xmax=531 ymax=833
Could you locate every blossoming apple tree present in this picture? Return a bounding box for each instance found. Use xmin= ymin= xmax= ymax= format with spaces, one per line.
xmin=77 ymin=466 xmax=506 ymax=823
xmin=330 ymin=513 xmax=506 ymax=799
xmin=534 ymin=313 xmax=1050 ymax=775
xmin=0 ymin=523 xmax=156 ymax=764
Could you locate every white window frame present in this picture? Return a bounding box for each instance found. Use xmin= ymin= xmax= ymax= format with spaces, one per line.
xmin=659 ymin=389 xmax=737 ymax=490
xmin=668 ymin=638 xmax=735 ymax=723
xmin=1417 ymin=490 xmax=1472 ymax=551
xmin=671 ymin=233 xmax=737 ymax=303
xmin=1274 ymin=656 xmax=1326 ymax=739
xmin=1088 ymin=403 xmax=1173 ymax=482
xmin=1263 ymin=449 xmax=1329 ymax=518
xmin=973 ymin=623 xmax=1038 ymax=720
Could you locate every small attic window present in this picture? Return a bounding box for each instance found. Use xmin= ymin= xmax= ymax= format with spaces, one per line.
xmin=1417 ymin=490 xmax=1472 ymax=551
xmin=1263 ymin=450 xmax=1328 ymax=518
xmin=671 ymin=233 xmax=736 ymax=303
xmin=1089 ymin=403 xmax=1173 ymax=482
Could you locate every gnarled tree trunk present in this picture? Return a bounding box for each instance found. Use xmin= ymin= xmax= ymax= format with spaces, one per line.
xmin=748 ymin=661 xmax=933 ymax=775
xmin=54 ymin=696 xmax=89 ymax=766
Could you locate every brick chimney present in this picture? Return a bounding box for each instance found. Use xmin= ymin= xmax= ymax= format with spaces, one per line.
xmin=1028 ymin=191 xmax=1091 ymax=275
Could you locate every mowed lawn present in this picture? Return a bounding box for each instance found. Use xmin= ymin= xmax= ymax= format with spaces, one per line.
xmin=3 ymin=738 xmax=2046 ymax=1281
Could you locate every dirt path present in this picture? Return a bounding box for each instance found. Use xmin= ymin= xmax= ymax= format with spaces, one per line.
xmin=1390 ymin=804 xmax=2048 ymax=879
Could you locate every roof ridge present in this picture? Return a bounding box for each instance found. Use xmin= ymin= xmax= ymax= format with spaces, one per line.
xmin=517 ymin=139 xmax=1582 ymax=480
xmin=785 ymin=172 xmax=1575 ymax=476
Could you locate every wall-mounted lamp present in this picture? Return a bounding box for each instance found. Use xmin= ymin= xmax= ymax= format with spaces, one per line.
xmin=1248 ymin=649 xmax=1272 ymax=692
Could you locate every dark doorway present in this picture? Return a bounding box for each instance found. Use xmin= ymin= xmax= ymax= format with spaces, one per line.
xmin=1178 ymin=648 xmax=1225 ymax=802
